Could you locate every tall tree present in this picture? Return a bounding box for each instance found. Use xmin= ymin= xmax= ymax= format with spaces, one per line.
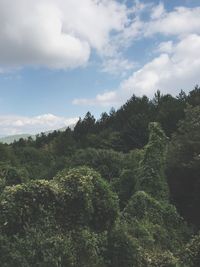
xmin=136 ymin=122 xmax=169 ymax=200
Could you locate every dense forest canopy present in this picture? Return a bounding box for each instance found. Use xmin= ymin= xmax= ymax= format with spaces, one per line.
xmin=0 ymin=86 xmax=200 ymax=266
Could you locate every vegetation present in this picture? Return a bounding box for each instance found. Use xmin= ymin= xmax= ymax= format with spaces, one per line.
xmin=0 ymin=86 xmax=199 ymax=266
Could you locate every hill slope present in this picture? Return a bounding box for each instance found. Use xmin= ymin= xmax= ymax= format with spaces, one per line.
xmin=0 ymin=134 xmax=35 ymax=144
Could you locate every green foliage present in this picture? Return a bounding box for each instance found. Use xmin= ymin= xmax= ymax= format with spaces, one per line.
xmin=0 ymin=87 xmax=199 ymax=266
xmin=0 ymin=180 xmax=60 ymax=235
xmin=13 ymin=146 xmax=56 ymax=179
xmin=73 ymin=112 xmax=96 ymax=147
xmin=0 ymin=227 xmax=107 ymax=267
xmin=69 ymin=148 xmax=125 ymax=181
xmin=84 ymin=130 xmax=123 ymax=151
xmin=0 ymin=230 xmax=75 ymax=267
xmin=71 ymin=228 xmax=106 ymax=267
xmin=154 ymin=93 xmax=186 ymax=137
xmin=0 ymin=143 xmax=14 ymax=162
xmin=142 ymin=250 xmax=180 ymax=267
xmin=167 ymin=104 xmax=200 ymax=225
xmin=111 ymin=169 xmax=136 ymax=209
xmin=0 ymin=168 xmax=117 ymax=266
xmin=106 ymin=224 xmax=143 ymax=267
xmin=123 ymin=191 xmax=188 ymax=251
xmin=136 ymin=122 xmax=169 ymax=200
xmin=181 ymin=233 xmax=200 ymax=267
xmin=54 ymin=166 xmax=119 ymax=231
xmin=187 ymin=85 xmax=200 ymax=106
xmin=0 ymin=164 xmax=28 ymax=193
xmin=50 ymin=128 xmax=76 ymax=157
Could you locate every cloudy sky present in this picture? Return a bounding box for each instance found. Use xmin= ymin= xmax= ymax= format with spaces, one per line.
xmin=0 ymin=0 xmax=199 ymax=136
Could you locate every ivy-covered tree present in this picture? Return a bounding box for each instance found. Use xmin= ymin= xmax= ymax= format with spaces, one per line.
xmin=54 ymin=166 xmax=119 ymax=231
xmin=136 ymin=122 xmax=169 ymax=200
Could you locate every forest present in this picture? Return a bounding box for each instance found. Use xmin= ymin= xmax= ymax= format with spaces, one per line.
xmin=0 ymin=86 xmax=199 ymax=266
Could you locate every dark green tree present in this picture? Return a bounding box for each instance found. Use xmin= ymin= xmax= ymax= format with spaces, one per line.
xmin=167 ymin=104 xmax=200 ymax=225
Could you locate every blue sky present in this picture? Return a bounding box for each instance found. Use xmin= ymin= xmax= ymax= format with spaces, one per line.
xmin=0 ymin=0 xmax=200 ymax=135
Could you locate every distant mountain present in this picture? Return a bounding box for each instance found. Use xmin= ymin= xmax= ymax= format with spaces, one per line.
xmin=0 ymin=134 xmax=35 ymax=144
xmin=0 ymin=124 xmax=75 ymax=144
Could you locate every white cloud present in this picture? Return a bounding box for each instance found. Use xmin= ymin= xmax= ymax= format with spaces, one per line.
xmin=1 ymin=2 xmax=200 ymax=72
xmin=73 ymin=3 xmax=200 ymax=106
xmin=146 ymin=6 xmax=200 ymax=36
xmin=124 ymin=34 xmax=200 ymax=97
xmin=110 ymin=4 xmax=200 ymax=51
xmin=157 ymin=41 xmax=173 ymax=54
xmin=0 ymin=0 xmax=129 ymax=70
xmin=101 ymin=57 xmax=135 ymax=76
xmin=0 ymin=114 xmax=78 ymax=135
xmin=151 ymin=2 xmax=165 ymax=19
xmin=113 ymin=18 xmax=144 ymax=49
xmin=73 ymin=33 xmax=200 ymax=106
xmin=1 ymin=1 xmax=200 ymax=109
xmin=96 ymin=3 xmax=200 ymax=76
xmin=73 ymin=91 xmax=120 ymax=107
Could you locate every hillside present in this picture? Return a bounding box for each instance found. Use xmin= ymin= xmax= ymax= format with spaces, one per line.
xmin=0 ymin=87 xmax=199 ymax=266
xmin=0 ymin=125 xmax=75 ymax=144
xmin=0 ymin=134 xmax=35 ymax=144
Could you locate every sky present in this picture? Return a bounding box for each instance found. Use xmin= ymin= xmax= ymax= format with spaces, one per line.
xmin=0 ymin=0 xmax=200 ymax=136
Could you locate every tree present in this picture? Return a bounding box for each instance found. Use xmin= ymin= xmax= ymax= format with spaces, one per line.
xmin=0 ymin=180 xmax=60 ymax=235
xmin=54 ymin=166 xmax=119 ymax=231
xmin=167 ymin=104 xmax=200 ymax=225
xmin=187 ymin=85 xmax=200 ymax=107
xmin=0 ymin=164 xmax=28 ymax=193
xmin=73 ymin=112 xmax=96 ymax=147
xmin=155 ymin=94 xmax=186 ymax=136
xmin=111 ymin=169 xmax=136 ymax=209
xmin=181 ymin=233 xmax=200 ymax=267
xmin=69 ymin=148 xmax=125 ymax=181
xmin=135 ymin=122 xmax=169 ymax=200
xmin=106 ymin=224 xmax=142 ymax=267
